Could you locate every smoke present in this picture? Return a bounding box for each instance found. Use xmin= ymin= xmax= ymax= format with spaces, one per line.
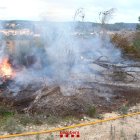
xmin=0 ymin=20 xmax=122 ymax=95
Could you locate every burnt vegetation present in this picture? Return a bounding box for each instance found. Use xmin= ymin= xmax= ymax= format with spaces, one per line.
xmin=0 ymin=14 xmax=140 ymax=133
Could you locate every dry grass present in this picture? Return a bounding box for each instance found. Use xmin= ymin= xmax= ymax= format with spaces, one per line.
xmin=0 ymin=104 xmax=139 ymax=140
xmin=111 ymin=32 xmax=140 ymax=60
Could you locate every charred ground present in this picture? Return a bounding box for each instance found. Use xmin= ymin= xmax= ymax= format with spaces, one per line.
xmin=0 ymin=21 xmax=139 ymax=120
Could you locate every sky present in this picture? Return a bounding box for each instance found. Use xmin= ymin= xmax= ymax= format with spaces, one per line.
xmin=0 ymin=0 xmax=139 ymax=23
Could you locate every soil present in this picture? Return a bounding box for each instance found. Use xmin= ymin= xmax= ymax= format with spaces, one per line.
xmin=0 ymin=60 xmax=140 ymax=117
xmin=0 ymin=79 xmax=140 ymax=117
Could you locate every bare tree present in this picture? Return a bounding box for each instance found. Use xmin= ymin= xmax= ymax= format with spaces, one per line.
xmin=98 ymin=8 xmax=116 ymax=43
xmin=74 ymin=8 xmax=85 ymax=22
xmin=99 ymin=8 xmax=116 ymax=30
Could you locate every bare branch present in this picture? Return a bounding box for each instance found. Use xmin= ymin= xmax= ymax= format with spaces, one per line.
xmin=99 ymin=8 xmax=116 ymax=25
xmin=74 ymin=8 xmax=85 ymax=22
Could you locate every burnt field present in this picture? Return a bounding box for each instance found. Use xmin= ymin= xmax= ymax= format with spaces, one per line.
xmin=0 ymin=59 xmax=140 ymax=117
xmin=0 ymin=22 xmax=140 ymax=118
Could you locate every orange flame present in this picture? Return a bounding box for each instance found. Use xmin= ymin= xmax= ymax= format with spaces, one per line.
xmin=0 ymin=58 xmax=15 ymax=79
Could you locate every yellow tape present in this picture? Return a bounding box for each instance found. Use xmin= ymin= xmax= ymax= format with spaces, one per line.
xmin=0 ymin=112 xmax=140 ymax=139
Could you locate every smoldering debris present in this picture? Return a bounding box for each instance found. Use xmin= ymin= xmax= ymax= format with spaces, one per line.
xmin=0 ymin=21 xmax=140 ymax=116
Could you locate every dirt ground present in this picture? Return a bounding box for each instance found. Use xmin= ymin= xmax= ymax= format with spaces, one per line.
xmin=0 ymin=104 xmax=139 ymax=140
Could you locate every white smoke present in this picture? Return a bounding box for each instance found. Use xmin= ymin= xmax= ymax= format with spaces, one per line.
xmin=0 ymin=20 xmax=122 ymax=94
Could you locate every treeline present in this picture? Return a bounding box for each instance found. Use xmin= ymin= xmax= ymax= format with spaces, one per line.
xmin=0 ymin=20 xmax=138 ymax=31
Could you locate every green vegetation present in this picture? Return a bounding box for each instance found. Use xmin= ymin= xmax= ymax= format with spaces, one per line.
xmin=133 ymin=39 xmax=140 ymax=49
xmin=2 ymin=117 xmax=23 ymax=134
xmin=111 ymin=34 xmax=137 ymax=53
xmin=0 ymin=106 xmax=15 ymax=117
xmin=0 ymin=105 xmax=80 ymax=134
xmin=111 ymin=17 xmax=140 ymax=55
xmin=111 ymin=32 xmax=140 ymax=59
xmin=0 ymin=106 xmax=23 ymax=134
xmin=86 ymin=105 xmax=96 ymax=118
xmin=119 ymin=105 xmax=129 ymax=115
xmin=136 ymin=16 xmax=140 ymax=30
xmin=0 ymin=106 xmax=42 ymax=133
xmin=19 ymin=114 xmax=45 ymax=126
xmin=45 ymin=115 xmax=61 ymax=125
xmin=0 ymin=103 xmax=102 ymax=134
xmin=133 ymin=32 xmax=140 ymax=49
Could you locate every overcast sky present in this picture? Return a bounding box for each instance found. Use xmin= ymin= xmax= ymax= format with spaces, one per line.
xmin=0 ymin=0 xmax=139 ymax=23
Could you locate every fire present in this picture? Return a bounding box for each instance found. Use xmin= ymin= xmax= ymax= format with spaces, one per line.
xmin=0 ymin=58 xmax=15 ymax=79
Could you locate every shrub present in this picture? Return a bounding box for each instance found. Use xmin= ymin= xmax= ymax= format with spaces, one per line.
xmin=2 ymin=117 xmax=23 ymax=134
xmin=119 ymin=106 xmax=129 ymax=115
xmin=19 ymin=114 xmax=44 ymax=126
xmin=87 ymin=105 xmax=96 ymax=117
xmin=0 ymin=106 xmax=15 ymax=117
xmin=111 ymin=33 xmax=140 ymax=58
xmin=46 ymin=115 xmax=60 ymax=125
